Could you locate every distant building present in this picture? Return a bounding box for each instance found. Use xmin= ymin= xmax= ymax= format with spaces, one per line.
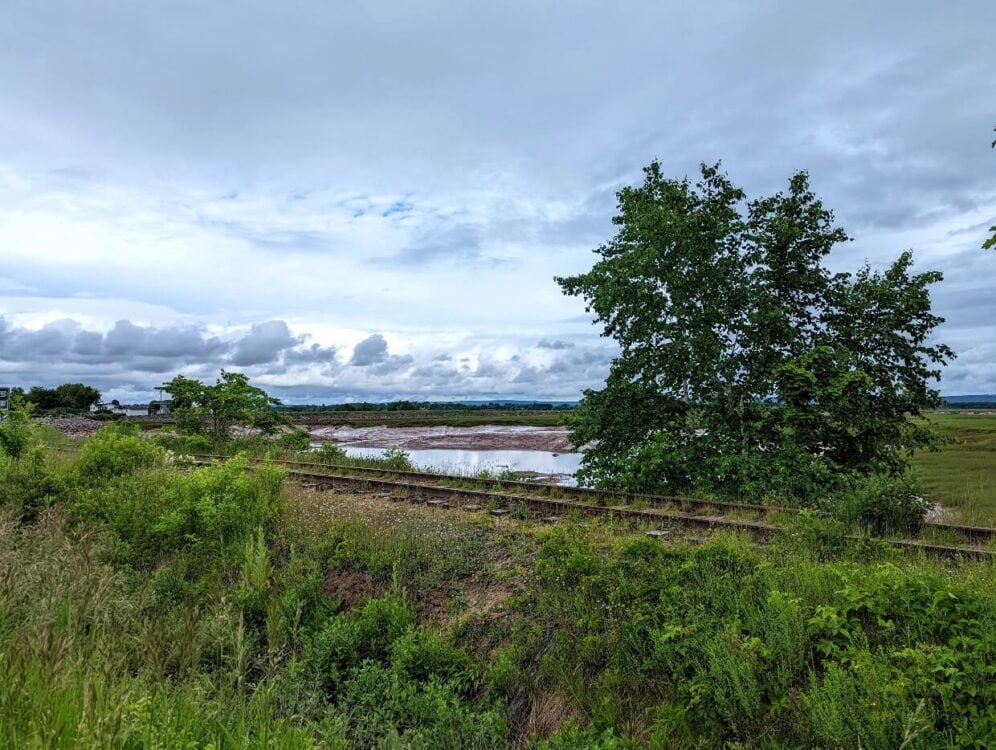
xmin=91 ymin=400 xmax=127 ymax=415
xmin=0 ymin=387 xmax=9 ymax=412
xmin=148 ymin=399 xmax=174 ymax=416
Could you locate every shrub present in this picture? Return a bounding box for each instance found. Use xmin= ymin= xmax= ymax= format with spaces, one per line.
xmin=0 ymin=447 xmax=63 ymax=518
xmin=390 ymin=629 xmax=476 ymax=690
xmin=279 ymin=429 xmax=312 ymax=451
xmin=73 ymin=455 xmax=284 ymax=582
xmin=76 ymin=425 xmax=164 ymax=481
xmin=313 ymin=441 xmax=347 ymax=464
xmin=837 ymin=472 xmax=930 ymax=534
xmin=152 ymin=431 xmax=213 ymax=455
xmin=339 ymin=661 xmax=508 ymax=748
xmin=0 ymin=402 xmax=35 ymax=459
xmin=309 ymin=592 xmax=416 ymax=685
xmin=382 ymin=447 xmax=414 ymax=470
xmin=805 ymin=656 xmax=923 ymax=749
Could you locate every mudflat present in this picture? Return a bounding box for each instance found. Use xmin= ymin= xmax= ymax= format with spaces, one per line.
xmin=304 ymin=423 xmax=573 ymax=452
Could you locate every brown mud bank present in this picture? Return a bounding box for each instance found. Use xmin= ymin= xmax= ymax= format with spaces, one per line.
xmin=304 ymin=424 xmax=573 ymax=452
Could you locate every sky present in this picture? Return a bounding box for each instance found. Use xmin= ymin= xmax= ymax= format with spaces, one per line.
xmin=0 ymin=0 xmax=993 ymax=403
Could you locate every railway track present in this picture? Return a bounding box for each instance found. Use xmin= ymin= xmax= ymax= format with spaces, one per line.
xmin=190 ymin=454 xmax=995 ymax=561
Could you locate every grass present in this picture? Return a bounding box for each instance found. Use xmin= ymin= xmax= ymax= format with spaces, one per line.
xmin=2 ymin=425 xmax=996 ymax=747
xmin=911 ymin=412 xmax=996 ymax=524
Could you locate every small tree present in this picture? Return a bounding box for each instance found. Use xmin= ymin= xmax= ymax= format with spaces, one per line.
xmin=0 ymin=395 xmax=35 ymax=459
xmin=557 ymin=161 xmax=951 ymax=502
xmin=161 ymin=371 xmax=282 ymax=442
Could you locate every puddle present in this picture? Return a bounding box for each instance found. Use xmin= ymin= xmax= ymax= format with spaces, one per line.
xmin=305 ymin=424 xmax=571 ymax=452
xmin=318 ymin=445 xmax=581 ymax=484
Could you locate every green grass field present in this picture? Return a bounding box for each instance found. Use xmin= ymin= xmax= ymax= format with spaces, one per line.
xmin=912 ymin=412 xmax=996 ymax=525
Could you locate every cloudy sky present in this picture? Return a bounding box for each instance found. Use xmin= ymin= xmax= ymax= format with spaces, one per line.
xmin=0 ymin=1 xmax=993 ymax=403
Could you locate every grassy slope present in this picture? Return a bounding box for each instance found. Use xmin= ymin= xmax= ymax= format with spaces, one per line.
xmin=3 ymin=432 xmax=996 ymax=747
xmin=911 ymin=412 xmax=996 ymax=524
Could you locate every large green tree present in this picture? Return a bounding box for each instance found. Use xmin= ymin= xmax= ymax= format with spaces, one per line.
xmin=24 ymin=383 xmax=101 ymax=413
xmin=161 ymin=371 xmax=282 ymax=441
xmin=557 ymin=162 xmax=952 ymax=501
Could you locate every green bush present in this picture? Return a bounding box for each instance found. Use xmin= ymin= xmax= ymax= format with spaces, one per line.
xmin=0 ymin=402 xmax=35 ymax=459
xmin=313 ymin=441 xmax=347 ymax=464
xmin=837 ymin=472 xmax=931 ymax=534
xmin=152 ymin=431 xmax=214 ymax=455
xmin=0 ymin=447 xmax=63 ymax=518
xmin=525 ymin=530 xmax=996 ymax=747
xmin=339 ymin=661 xmax=508 ymax=748
xmin=73 ymin=455 xmax=284 ymax=582
xmin=309 ymin=592 xmax=416 ymax=685
xmin=76 ymin=425 xmax=164 ymax=481
xmin=390 ymin=629 xmax=476 ymax=689
xmin=805 ymin=656 xmax=928 ymax=749
xmin=382 ymin=447 xmax=414 ymax=470
xmin=278 ymin=429 xmax=312 ymax=451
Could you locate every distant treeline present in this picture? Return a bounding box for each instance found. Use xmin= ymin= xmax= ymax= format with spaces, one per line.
xmin=277 ymin=400 xmax=575 ymax=412
xmin=939 ymin=402 xmax=996 ymax=410
xmin=5 ymin=383 xmax=102 ymax=414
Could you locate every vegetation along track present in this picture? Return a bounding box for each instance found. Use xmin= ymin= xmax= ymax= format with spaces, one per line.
xmin=194 ymin=454 xmax=996 ymax=561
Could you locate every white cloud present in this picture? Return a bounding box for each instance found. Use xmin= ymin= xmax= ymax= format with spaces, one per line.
xmin=0 ymin=1 xmax=993 ymax=398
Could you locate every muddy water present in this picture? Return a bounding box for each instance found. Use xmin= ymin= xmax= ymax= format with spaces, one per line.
xmin=305 ymin=424 xmax=581 ymax=482
xmin=305 ymin=424 xmax=572 ymax=452
xmin=340 ymin=445 xmax=582 ymax=480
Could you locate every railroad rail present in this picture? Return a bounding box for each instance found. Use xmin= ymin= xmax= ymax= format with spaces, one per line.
xmin=189 ymin=454 xmax=995 ymax=561
xmin=194 ymin=453 xmax=996 ymax=547
xmin=47 ymin=446 xmax=995 ymax=560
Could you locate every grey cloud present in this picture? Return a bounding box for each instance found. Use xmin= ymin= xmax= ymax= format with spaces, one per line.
xmin=537 ymin=339 xmax=574 ymax=350
xmin=377 ymin=223 xmax=488 ymax=268
xmin=471 ymin=361 xmax=504 ymax=378
xmin=512 ymin=366 xmax=542 ymax=384
xmin=0 ymin=317 xmax=228 ymax=370
xmin=1 ymin=2 xmax=995 ymax=397
xmin=0 ymin=316 xmax=346 ymax=384
xmin=371 ymin=354 xmax=415 ymax=376
xmin=350 ymin=334 xmax=389 ymax=366
xmin=283 ymin=342 xmax=339 ymax=365
xmin=104 ymin=320 xmax=227 ymax=359
xmin=232 ymin=320 xmax=302 ymax=366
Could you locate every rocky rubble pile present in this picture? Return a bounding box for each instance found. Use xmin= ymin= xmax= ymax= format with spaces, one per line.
xmin=42 ymin=417 xmax=104 ymax=438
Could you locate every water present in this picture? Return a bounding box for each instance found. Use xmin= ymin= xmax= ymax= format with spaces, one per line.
xmin=337 ymin=445 xmax=581 ymax=481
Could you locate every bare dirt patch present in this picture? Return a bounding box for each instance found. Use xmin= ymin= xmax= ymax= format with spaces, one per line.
xmin=324 ymin=567 xmax=384 ymax=610
xmin=304 ymin=424 xmax=573 ymax=452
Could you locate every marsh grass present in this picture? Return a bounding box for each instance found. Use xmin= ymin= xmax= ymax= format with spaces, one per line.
xmin=912 ymin=412 xmax=996 ymax=524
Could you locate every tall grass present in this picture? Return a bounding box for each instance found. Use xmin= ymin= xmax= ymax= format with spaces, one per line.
xmin=1 ymin=423 xmax=994 ymax=747
xmin=912 ymin=412 xmax=996 ymax=523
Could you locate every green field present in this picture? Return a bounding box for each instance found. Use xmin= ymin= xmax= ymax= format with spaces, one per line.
xmin=912 ymin=412 xmax=996 ymax=524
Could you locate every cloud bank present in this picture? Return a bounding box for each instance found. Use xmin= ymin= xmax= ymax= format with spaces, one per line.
xmin=0 ymin=1 xmax=993 ymax=400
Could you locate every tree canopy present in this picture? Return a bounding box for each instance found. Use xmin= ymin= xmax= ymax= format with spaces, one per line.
xmin=557 ymin=161 xmax=952 ymax=501
xmin=161 ymin=371 xmax=282 ymax=441
xmin=23 ymin=383 xmax=101 ymax=413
